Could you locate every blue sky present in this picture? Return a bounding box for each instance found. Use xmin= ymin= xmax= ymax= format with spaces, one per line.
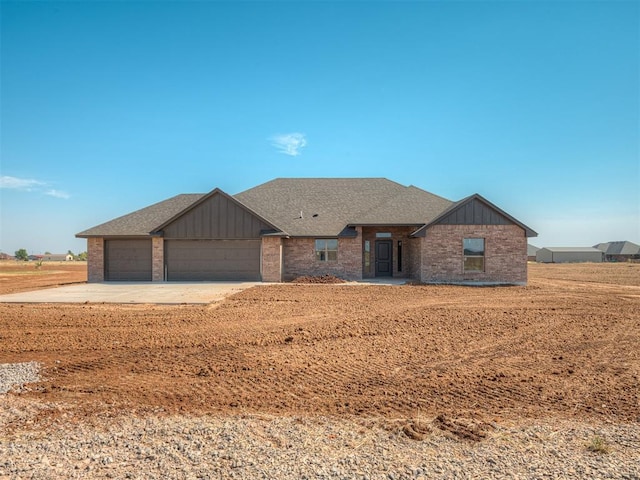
xmin=1 ymin=0 xmax=638 ymax=255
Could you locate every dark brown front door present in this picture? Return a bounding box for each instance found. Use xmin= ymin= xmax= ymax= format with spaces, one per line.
xmin=375 ymin=240 xmax=392 ymax=277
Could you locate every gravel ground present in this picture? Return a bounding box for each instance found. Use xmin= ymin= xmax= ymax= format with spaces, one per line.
xmin=1 ymin=395 xmax=639 ymax=480
xmin=0 ymin=362 xmax=40 ymax=394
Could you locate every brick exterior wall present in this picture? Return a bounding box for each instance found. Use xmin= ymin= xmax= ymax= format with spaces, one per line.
xmin=421 ymin=224 xmax=527 ymax=284
xmin=282 ymin=236 xmax=362 ymax=281
xmin=406 ymin=237 xmax=422 ymax=279
xmin=361 ymin=227 xmax=416 ymax=278
xmin=152 ymin=237 xmax=164 ymax=282
xmin=261 ymin=237 xmax=283 ymax=282
xmin=87 ymin=237 xmax=104 ymax=282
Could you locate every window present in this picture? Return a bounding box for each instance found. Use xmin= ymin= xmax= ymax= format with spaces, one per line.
xmin=364 ymin=240 xmax=371 ymax=269
xmin=376 ymin=232 xmax=392 ymax=238
xmin=463 ymin=238 xmax=485 ymax=272
xmin=315 ymin=239 xmax=338 ymax=261
xmin=397 ymin=240 xmax=402 ymax=272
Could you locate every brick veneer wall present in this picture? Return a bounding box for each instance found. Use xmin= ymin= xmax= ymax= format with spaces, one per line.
xmin=261 ymin=237 xmax=283 ymax=282
xmin=406 ymin=237 xmax=422 ymax=279
xmin=87 ymin=237 xmax=104 ymax=282
xmin=361 ymin=226 xmax=416 ymax=278
xmin=421 ymin=224 xmax=527 ymax=284
xmin=152 ymin=237 xmax=164 ymax=282
xmin=282 ymin=236 xmax=362 ymax=281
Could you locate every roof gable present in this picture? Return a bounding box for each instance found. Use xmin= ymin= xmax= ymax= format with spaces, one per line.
xmin=154 ymin=188 xmax=280 ymax=238
xmin=594 ymin=241 xmax=640 ymax=255
xmin=412 ymin=194 xmax=537 ymax=238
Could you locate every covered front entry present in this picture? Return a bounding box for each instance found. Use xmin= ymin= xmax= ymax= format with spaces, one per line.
xmin=375 ymin=240 xmax=393 ymax=277
xmin=105 ymin=239 xmax=152 ymax=281
xmin=165 ymin=239 xmax=261 ymax=281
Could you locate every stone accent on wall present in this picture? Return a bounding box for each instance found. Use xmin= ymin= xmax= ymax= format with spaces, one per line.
xmin=421 ymin=224 xmax=527 ymax=284
xmin=152 ymin=237 xmax=164 ymax=282
xmin=87 ymin=237 xmax=104 ymax=283
xmin=282 ymin=236 xmax=362 ymax=281
xmin=261 ymin=236 xmax=283 ymax=282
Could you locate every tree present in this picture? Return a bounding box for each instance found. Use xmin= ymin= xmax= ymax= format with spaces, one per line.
xmin=75 ymin=251 xmax=88 ymax=261
xmin=45 ymin=251 xmax=52 ymax=255
xmin=15 ymin=248 xmax=28 ymax=261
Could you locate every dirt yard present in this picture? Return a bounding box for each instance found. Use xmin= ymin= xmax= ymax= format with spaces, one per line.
xmin=0 ymin=261 xmax=87 ymax=295
xmin=1 ymin=262 xmax=638 ymax=426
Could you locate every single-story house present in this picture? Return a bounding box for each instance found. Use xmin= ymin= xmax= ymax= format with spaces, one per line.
xmin=593 ymin=241 xmax=640 ymax=262
xmin=536 ymin=247 xmax=604 ymax=263
xmin=76 ymin=178 xmax=537 ymax=285
xmin=527 ymin=244 xmax=540 ymax=262
xmin=42 ymin=253 xmax=74 ymax=262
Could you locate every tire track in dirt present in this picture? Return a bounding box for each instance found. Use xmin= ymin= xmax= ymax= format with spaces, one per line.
xmin=2 ymin=264 xmax=639 ymax=423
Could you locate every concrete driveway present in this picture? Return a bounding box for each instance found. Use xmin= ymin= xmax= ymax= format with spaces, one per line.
xmin=0 ymin=282 xmax=261 ymax=305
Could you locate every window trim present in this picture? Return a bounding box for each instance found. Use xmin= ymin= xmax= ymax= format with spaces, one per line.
xmin=315 ymin=238 xmax=338 ymax=262
xmin=463 ymin=238 xmax=485 ymax=273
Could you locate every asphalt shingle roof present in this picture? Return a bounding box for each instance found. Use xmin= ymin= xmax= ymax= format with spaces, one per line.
xmin=76 ymin=194 xmax=204 ymax=237
xmin=234 ymin=178 xmax=453 ymax=236
xmin=594 ymin=241 xmax=640 ymax=255
xmin=77 ymin=178 xmax=534 ymax=239
xmin=540 ymin=247 xmax=603 ymax=253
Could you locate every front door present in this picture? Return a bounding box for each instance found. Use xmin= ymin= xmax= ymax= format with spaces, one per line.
xmin=375 ymin=240 xmax=392 ymax=277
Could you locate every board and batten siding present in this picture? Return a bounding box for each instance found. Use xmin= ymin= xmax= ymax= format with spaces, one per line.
xmin=162 ymin=193 xmax=272 ymax=239
xmin=437 ymin=198 xmax=512 ymax=226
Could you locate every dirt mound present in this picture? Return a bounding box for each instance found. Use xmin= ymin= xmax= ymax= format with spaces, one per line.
xmin=290 ymin=274 xmax=346 ymax=284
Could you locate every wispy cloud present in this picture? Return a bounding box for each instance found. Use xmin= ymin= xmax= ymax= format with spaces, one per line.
xmin=0 ymin=175 xmax=70 ymax=199
xmin=0 ymin=175 xmax=45 ymax=190
xmin=270 ymin=133 xmax=307 ymax=156
xmin=45 ymin=189 xmax=71 ymax=199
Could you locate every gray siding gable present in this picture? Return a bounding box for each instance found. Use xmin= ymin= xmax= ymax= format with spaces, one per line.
xmin=155 ymin=188 xmax=279 ymax=239
xmin=412 ymin=194 xmax=537 ymax=238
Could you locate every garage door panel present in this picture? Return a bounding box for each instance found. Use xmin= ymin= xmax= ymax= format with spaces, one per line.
xmin=166 ymin=240 xmax=260 ymax=281
xmin=106 ymin=239 xmax=152 ymax=281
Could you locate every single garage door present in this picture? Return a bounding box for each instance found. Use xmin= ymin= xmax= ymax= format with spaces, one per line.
xmin=105 ymin=239 xmax=152 ymax=281
xmin=165 ymin=239 xmax=261 ymax=281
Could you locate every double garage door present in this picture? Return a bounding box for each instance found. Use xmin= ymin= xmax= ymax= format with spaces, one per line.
xmin=105 ymin=239 xmax=261 ymax=281
xmin=165 ymin=239 xmax=261 ymax=281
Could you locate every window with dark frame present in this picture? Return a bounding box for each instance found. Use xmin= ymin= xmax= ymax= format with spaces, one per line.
xmin=315 ymin=239 xmax=338 ymax=262
xmin=397 ymin=240 xmax=402 ymax=272
xmin=463 ymin=238 xmax=485 ymax=272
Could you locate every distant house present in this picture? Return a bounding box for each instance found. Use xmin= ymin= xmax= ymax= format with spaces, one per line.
xmin=0 ymin=253 xmax=14 ymax=260
xmin=77 ymin=178 xmax=537 ymax=285
xmin=27 ymin=255 xmax=43 ymax=261
xmin=536 ymin=247 xmax=604 ymax=263
xmin=42 ymin=253 xmax=74 ymax=262
xmin=527 ymin=244 xmax=540 ymax=262
xmin=593 ymin=241 xmax=640 ymax=262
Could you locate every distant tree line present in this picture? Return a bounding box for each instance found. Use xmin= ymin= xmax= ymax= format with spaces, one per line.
xmin=9 ymin=249 xmax=87 ymax=261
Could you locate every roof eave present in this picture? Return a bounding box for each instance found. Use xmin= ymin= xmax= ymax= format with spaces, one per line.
xmin=151 ymin=187 xmax=287 ymax=235
xmin=419 ymin=193 xmax=538 ymax=238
